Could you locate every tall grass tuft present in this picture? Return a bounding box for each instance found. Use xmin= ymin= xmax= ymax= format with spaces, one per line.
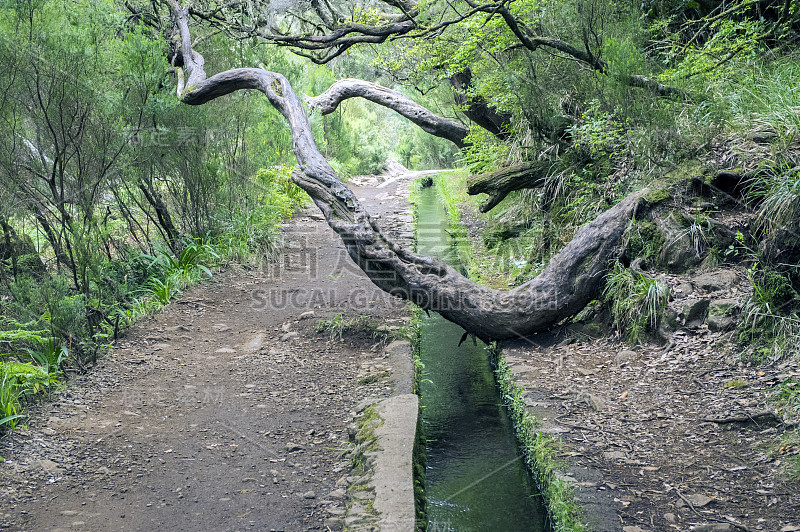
xmin=603 ymin=261 xmax=669 ymax=345
xmin=755 ymin=170 xmax=800 ymax=235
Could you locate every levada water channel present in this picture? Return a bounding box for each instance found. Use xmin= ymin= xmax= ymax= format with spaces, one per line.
xmin=414 ymin=182 xmax=547 ymax=531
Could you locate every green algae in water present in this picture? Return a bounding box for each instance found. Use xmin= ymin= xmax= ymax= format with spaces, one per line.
xmin=416 ymin=185 xmax=546 ymax=531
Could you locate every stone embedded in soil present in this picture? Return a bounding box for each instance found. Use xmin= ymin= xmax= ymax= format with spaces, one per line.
xmin=327 ymin=488 xmax=345 ymax=499
xmin=215 ymin=347 xmax=236 ymax=353
xmin=281 ymin=332 xmax=299 ymax=342
xmin=615 ymin=350 xmax=638 ymax=367
xmin=580 ymin=392 xmax=606 ymax=411
xmin=324 ymin=517 xmax=343 ymax=530
xmin=285 ymin=442 xmax=304 ymax=452
xmin=299 ymin=311 xmax=315 ymax=320
xmin=684 ymin=493 xmax=714 ymax=507
xmin=694 ymin=270 xmax=738 ymax=292
xmin=303 ymin=491 xmax=316 ymax=499
xmin=669 ymin=297 xmax=710 ymax=327
xmin=707 ymin=314 xmax=734 ymax=331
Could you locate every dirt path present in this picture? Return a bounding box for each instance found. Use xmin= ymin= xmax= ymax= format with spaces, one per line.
xmin=0 ymin=173 xmax=419 ymax=532
xmin=504 ymin=330 xmax=800 ymax=531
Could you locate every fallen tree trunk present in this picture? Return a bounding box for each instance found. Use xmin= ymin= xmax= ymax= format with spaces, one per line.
xmin=169 ymin=2 xmax=648 ymax=341
xmin=467 ymin=161 xmax=551 ymax=212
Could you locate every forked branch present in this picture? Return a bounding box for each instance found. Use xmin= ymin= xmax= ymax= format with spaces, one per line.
xmin=168 ymin=0 xmax=648 ymax=341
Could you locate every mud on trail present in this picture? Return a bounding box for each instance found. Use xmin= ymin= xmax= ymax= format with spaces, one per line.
xmin=0 ymin=173 xmax=417 ymax=531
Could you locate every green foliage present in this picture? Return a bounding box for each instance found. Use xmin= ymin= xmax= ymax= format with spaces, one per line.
xmin=254 ymin=166 xmax=309 ymax=217
xmin=626 ymin=220 xmax=666 ymax=264
xmin=0 ymin=356 xmax=64 ymax=431
xmin=712 ymin=55 xmax=800 ymax=138
xmin=604 ymin=261 xmax=670 ymax=344
xmin=661 ymin=17 xmax=771 ymax=82
xmin=27 ymin=340 xmax=69 ymax=379
xmin=771 ymin=378 xmax=800 ymax=417
xmin=737 ymin=266 xmax=800 ymax=363
xmin=146 ymin=277 xmax=179 ymax=305
xmin=755 ymin=170 xmax=800 ymax=235
xmin=0 ymin=375 xmax=23 ymax=430
xmin=567 ymin=100 xmax=627 ymax=161
xmin=769 ymin=378 xmax=800 ymax=479
xmin=460 ymin=129 xmax=511 ymax=175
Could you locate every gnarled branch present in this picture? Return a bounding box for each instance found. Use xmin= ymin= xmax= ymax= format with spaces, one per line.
xmin=467 ymin=161 xmax=550 ymax=213
xmin=168 ymin=1 xmax=649 ymax=341
xmin=307 ymin=79 xmax=470 ymax=148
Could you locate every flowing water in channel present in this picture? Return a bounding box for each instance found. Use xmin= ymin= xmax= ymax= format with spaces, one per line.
xmin=415 ymin=184 xmax=546 ymax=531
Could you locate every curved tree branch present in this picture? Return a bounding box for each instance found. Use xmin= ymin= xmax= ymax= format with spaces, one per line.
xmin=306 ymin=79 xmax=470 ymax=148
xmin=168 ymin=1 xmax=649 ymax=341
xmin=467 ymin=161 xmax=551 ymax=212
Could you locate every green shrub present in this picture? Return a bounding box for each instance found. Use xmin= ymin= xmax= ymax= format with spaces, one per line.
xmin=0 ymin=374 xmax=23 ymax=430
xmin=737 ymin=267 xmax=800 ymax=363
xmin=603 ymin=261 xmax=669 ymax=344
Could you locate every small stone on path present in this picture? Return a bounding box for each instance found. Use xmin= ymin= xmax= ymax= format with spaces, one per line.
xmin=615 ymin=350 xmax=637 ymax=367
xmin=281 ymin=332 xmax=299 ymax=342
xmin=685 ymin=493 xmax=714 ymax=507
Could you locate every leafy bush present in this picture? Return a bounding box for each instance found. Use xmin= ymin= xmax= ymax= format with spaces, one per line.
xmin=737 ymin=267 xmax=800 ymax=363
xmin=6 ymin=275 xmax=87 ymax=348
xmin=603 ymin=261 xmax=670 ymax=345
xmin=0 ymin=375 xmax=23 ymax=430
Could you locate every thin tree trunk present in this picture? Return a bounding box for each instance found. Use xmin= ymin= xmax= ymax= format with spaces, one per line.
xmin=138 ymin=181 xmax=180 ymax=253
xmin=1 ymin=219 xmax=19 ymax=279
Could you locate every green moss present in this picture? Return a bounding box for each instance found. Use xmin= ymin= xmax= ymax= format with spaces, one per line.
xmin=627 ymin=220 xmax=665 ymax=264
xmin=725 ymin=378 xmax=748 ymax=389
xmin=664 ymin=161 xmax=706 ymax=183
xmin=758 ymin=270 xmax=798 ymax=309
xmin=354 ymin=405 xmax=384 ymax=442
xmin=643 ymin=188 xmax=670 ymax=204
xmin=709 ymin=301 xmax=736 ymax=316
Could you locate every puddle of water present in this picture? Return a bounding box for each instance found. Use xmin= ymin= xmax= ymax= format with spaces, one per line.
xmin=415 ymin=184 xmax=546 ymax=531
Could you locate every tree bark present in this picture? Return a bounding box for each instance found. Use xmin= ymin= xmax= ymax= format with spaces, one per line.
xmin=450 ymin=69 xmax=512 ymax=140
xmin=467 ymin=161 xmax=551 ymax=212
xmin=306 ymin=79 xmax=470 ymax=148
xmin=0 ymin=219 xmax=19 ymax=278
xmin=169 ymin=2 xmax=649 ymax=341
xmin=138 ymin=182 xmax=180 ymax=254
